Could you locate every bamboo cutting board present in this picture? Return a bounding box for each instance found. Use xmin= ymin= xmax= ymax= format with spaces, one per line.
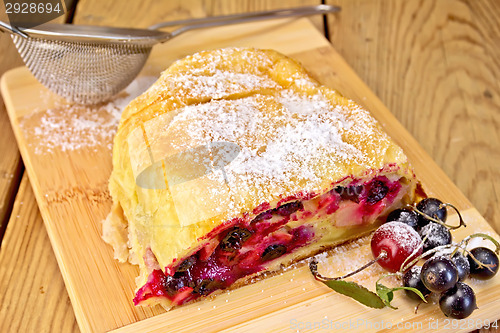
xmin=2 ymin=18 xmax=500 ymax=332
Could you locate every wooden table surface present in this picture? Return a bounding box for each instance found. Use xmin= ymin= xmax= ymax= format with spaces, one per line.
xmin=0 ymin=1 xmax=498 ymax=332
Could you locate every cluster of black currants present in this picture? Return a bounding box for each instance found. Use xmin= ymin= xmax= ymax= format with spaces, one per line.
xmin=387 ymin=198 xmax=500 ymax=319
xmin=310 ymin=197 xmax=499 ymax=319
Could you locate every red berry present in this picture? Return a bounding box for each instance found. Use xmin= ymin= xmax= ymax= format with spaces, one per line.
xmin=371 ymin=222 xmax=423 ymax=272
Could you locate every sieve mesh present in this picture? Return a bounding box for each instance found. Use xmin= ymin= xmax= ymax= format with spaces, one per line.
xmin=11 ymin=35 xmax=152 ymax=104
xmin=2 ymin=5 xmax=340 ymax=104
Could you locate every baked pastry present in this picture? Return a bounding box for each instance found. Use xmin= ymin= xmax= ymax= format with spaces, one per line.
xmin=104 ymin=48 xmax=421 ymax=309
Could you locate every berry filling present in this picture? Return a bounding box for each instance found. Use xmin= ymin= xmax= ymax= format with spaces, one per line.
xmin=134 ymin=175 xmax=407 ymax=306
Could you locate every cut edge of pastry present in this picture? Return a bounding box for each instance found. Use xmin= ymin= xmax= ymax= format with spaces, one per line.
xmin=103 ymin=47 xmax=425 ymax=310
xmin=163 ymin=226 xmax=380 ymax=311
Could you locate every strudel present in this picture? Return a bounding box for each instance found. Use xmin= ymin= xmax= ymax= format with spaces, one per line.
xmin=104 ymin=48 xmax=421 ymax=309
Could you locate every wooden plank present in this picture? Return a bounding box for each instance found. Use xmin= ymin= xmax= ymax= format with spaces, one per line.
xmin=2 ymin=17 xmax=500 ymax=333
xmin=72 ymin=0 xmax=324 ymax=32
xmin=0 ymin=7 xmax=24 ymax=240
xmin=326 ymin=0 xmax=500 ymax=233
xmin=0 ymin=174 xmax=79 ymax=333
xmin=0 ymin=0 xmax=77 ymax=240
xmin=0 ymin=3 xmax=79 ymax=332
xmin=0 ymin=82 xmax=22 ymax=241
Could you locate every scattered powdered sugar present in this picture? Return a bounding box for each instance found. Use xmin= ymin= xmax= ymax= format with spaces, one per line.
xmin=165 ymin=88 xmax=373 ymax=204
xmin=312 ymin=237 xmax=369 ymax=269
xmin=157 ymin=70 xmax=278 ymax=101
xmin=20 ymin=76 xmax=157 ymax=154
xmin=121 ymin=48 xmax=395 ymax=224
xmin=291 ymin=77 xmax=318 ymax=89
xmin=228 ymin=104 xmax=361 ymax=180
xmin=188 ymin=48 xmax=274 ymax=75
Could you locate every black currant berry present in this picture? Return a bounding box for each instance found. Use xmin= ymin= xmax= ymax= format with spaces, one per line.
xmin=176 ymin=256 xmax=196 ymax=273
xmin=164 ymin=275 xmax=186 ymax=296
xmin=262 ymin=244 xmax=287 ymax=262
xmin=421 ymin=256 xmax=459 ymax=293
xmin=468 ymin=247 xmax=499 ymax=280
xmin=275 ymin=201 xmax=304 ymax=216
xmin=439 ymin=282 xmax=477 ymax=319
xmin=193 ymin=278 xmax=222 ymax=295
xmin=335 ymin=185 xmax=363 ymax=203
xmin=219 ymin=227 xmax=252 ymax=252
xmin=366 ymin=180 xmax=388 ymax=204
xmin=402 ymin=266 xmax=431 ymax=301
xmin=416 ymin=198 xmax=447 ymax=228
xmin=386 ymin=208 xmax=418 ymax=229
xmin=451 ymin=252 xmax=470 ymax=282
xmin=418 ymin=222 xmax=452 ymax=252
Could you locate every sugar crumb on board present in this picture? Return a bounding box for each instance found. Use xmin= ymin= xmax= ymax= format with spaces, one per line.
xmin=20 ymin=76 xmax=157 ymax=154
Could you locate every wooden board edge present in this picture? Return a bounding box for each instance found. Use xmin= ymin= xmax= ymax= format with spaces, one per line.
xmin=1 ymin=69 xmax=94 ymax=333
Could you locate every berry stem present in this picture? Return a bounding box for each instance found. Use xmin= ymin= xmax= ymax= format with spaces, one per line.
xmin=399 ymin=232 xmax=427 ymax=273
xmin=465 ymin=250 xmax=498 ymax=273
xmin=441 ymin=203 xmax=467 ymax=229
xmin=410 ymin=202 xmax=466 ymax=230
xmin=400 ymin=244 xmax=457 ymax=272
xmin=310 ymin=251 xmax=387 ymax=282
xmin=455 ymin=233 xmax=500 ymax=254
xmin=400 ymin=232 xmax=500 ymax=272
xmin=449 ymin=243 xmax=497 ymax=273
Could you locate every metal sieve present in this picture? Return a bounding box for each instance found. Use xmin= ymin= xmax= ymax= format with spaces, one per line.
xmin=0 ymin=5 xmax=340 ymax=105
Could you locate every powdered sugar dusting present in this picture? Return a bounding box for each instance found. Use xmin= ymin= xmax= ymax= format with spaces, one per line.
xmin=21 ymin=76 xmax=156 ymax=154
xmin=419 ymin=222 xmax=451 ymax=247
xmin=312 ymin=237 xmax=372 ymax=276
xmin=156 ymin=70 xmax=278 ymax=101
xmin=278 ymin=89 xmax=331 ymax=116
xmin=376 ymin=222 xmax=422 ymax=252
xmin=122 ymin=48 xmax=398 ymax=220
xmin=147 ymin=48 xmax=278 ymax=104
xmin=226 ymin=94 xmax=365 ymax=183
xmin=163 ymin=86 xmax=379 ymax=207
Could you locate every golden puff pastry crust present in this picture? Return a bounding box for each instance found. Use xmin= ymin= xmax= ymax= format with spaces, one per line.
xmin=104 ymin=47 xmax=421 ymax=309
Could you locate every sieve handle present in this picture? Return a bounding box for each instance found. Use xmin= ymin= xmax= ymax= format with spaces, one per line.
xmin=149 ymin=4 xmax=340 ymax=37
xmin=0 ymin=20 xmax=29 ymax=38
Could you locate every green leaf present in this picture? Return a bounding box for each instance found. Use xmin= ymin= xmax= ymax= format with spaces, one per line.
xmin=322 ymin=280 xmax=385 ymax=309
xmin=376 ymin=283 xmax=397 ymax=309
xmin=376 ymin=283 xmax=427 ymax=309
